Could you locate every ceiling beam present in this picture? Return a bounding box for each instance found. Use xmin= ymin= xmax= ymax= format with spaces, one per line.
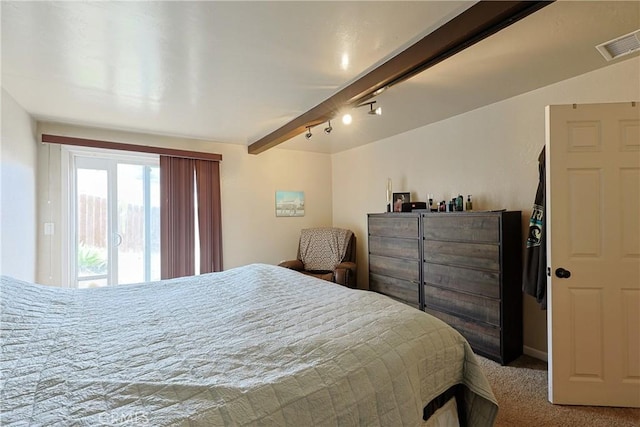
xmin=248 ymin=0 xmax=552 ymax=155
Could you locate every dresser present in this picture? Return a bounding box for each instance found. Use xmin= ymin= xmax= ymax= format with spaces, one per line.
xmin=367 ymin=211 xmax=522 ymax=365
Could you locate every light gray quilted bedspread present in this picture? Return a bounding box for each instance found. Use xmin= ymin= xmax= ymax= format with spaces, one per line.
xmin=1 ymin=264 xmax=497 ymax=426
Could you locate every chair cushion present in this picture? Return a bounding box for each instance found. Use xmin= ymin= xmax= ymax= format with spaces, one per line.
xmin=299 ymin=228 xmax=353 ymax=271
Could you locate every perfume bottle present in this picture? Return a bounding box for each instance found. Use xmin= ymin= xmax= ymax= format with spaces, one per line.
xmin=466 ymin=195 xmax=473 ymax=211
xmin=456 ymin=195 xmax=463 ymax=211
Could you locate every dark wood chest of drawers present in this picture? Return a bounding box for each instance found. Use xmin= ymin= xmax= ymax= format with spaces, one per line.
xmin=368 ymin=211 xmax=522 ymax=364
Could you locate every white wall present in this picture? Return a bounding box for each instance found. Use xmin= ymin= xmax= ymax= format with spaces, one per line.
xmin=1 ymin=89 xmax=38 ymax=281
xmin=331 ymin=57 xmax=640 ymax=355
xmin=36 ymin=123 xmax=333 ymax=285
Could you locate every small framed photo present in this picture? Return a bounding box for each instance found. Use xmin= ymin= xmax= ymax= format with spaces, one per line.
xmin=392 ymin=192 xmax=410 ymax=212
xmin=275 ymin=191 xmax=305 ymax=217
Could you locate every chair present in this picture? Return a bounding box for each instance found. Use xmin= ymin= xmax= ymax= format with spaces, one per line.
xmin=278 ymin=227 xmax=357 ymax=288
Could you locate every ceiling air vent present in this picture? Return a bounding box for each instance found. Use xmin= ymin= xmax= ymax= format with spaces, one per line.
xmin=596 ymin=30 xmax=640 ymax=61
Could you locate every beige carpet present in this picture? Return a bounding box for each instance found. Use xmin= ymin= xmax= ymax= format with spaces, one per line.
xmin=476 ymin=355 xmax=640 ymax=427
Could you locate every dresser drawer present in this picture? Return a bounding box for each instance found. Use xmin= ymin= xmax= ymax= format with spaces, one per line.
xmin=425 ymin=308 xmax=501 ymax=360
xmin=423 ymin=263 xmax=500 ymax=298
xmin=424 ymin=285 xmax=500 ymax=327
xmin=423 ymin=214 xmax=499 ymax=243
xmin=370 ymin=273 xmax=419 ymax=307
xmin=424 ymin=240 xmax=499 ymax=271
xmin=369 ymin=215 xmax=419 ymax=239
xmin=370 ymin=254 xmax=419 ymax=283
xmin=369 ymin=235 xmax=419 ymax=259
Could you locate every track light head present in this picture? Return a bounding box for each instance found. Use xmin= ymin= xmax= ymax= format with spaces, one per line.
xmin=367 ymin=102 xmax=382 ymax=116
xmin=305 ymin=126 xmax=312 ymax=140
xmin=368 ymin=105 xmax=382 ymax=115
xmin=324 ymin=120 xmax=332 ymax=134
xmin=342 ymin=114 xmax=352 ymax=125
xmin=373 ymin=86 xmax=387 ymax=96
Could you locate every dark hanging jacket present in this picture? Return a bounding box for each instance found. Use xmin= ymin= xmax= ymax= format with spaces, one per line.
xmin=523 ymin=147 xmax=547 ymax=309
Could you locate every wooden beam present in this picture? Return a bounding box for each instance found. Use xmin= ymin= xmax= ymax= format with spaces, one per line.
xmin=42 ymin=134 xmax=222 ymax=162
xmin=248 ymin=0 xmax=552 ymax=155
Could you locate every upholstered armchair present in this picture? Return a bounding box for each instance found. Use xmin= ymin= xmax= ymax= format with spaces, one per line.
xmin=278 ymin=227 xmax=357 ymax=288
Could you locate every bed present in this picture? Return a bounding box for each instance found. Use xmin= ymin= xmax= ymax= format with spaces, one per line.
xmin=0 ymin=263 xmax=498 ymax=426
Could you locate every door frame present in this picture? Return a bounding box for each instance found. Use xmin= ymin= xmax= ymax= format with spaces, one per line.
xmin=61 ymin=145 xmax=158 ymax=287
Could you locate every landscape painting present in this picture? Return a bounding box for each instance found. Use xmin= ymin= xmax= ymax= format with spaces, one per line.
xmin=275 ymin=191 xmax=305 ymax=217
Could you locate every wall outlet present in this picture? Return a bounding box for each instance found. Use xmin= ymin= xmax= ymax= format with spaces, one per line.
xmin=44 ymin=222 xmax=55 ymax=235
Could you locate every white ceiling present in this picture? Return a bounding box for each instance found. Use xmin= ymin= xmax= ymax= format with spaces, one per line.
xmin=2 ymin=1 xmax=639 ymax=154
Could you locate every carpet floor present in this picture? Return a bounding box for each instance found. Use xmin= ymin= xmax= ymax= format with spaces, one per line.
xmin=476 ymin=355 xmax=640 ymax=427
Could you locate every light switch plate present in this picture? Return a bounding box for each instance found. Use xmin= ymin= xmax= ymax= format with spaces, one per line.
xmin=44 ymin=222 xmax=55 ymax=235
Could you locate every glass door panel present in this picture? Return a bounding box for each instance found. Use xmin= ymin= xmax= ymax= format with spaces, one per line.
xmin=116 ymin=164 xmax=160 ymax=284
xmin=117 ymin=164 xmax=145 ymax=284
xmin=76 ymin=167 xmax=109 ymax=288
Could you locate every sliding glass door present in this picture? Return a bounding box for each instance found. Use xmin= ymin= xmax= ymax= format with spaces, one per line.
xmin=73 ymin=153 xmax=159 ymax=287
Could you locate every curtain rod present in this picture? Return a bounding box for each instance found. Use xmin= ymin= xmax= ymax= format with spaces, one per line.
xmin=41 ymin=134 xmax=222 ymax=162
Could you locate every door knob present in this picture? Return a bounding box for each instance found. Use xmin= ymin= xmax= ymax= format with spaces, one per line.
xmin=555 ymin=267 xmax=571 ymax=279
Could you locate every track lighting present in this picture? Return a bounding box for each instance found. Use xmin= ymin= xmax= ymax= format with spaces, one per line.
xmin=357 ymin=100 xmax=382 ymax=116
xmin=301 ymin=100 xmax=381 ymax=140
xmin=368 ymin=103 xmax=382 ymax=116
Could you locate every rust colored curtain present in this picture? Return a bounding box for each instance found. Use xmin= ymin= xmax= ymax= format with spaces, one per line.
xmin=160 ymin=156 xmax=195 ymax=279
xmin=195 ymin=160 xmax=223 ymax=273
xmin=160 ymin=156 xmax=222 ymax=279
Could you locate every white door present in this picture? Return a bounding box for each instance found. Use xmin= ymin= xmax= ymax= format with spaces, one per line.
xmin=547 ymin=102 xmax=640 ymax=407
xmin=72 ymin=152 xmax=161 ymax=287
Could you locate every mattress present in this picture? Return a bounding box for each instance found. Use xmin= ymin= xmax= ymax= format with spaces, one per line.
xmin=0 ymin=263 xmax=498 ymax=426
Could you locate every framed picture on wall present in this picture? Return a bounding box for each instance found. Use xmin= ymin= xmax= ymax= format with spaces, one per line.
xmin=392 ymin=192 xmax=410 ymax=212
xmin=275 ymin=191 xmax=305 ymax=217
